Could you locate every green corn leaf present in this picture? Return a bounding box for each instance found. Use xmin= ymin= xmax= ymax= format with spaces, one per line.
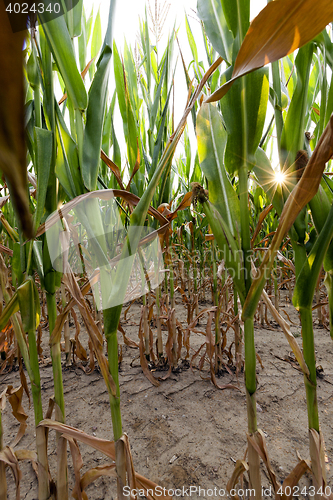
xmin=124 ymin=41 xmax=139 ymax=113
xmin=157 ymin=155 xmax=173 ymax=206
xmin=325 ymin=70 xmax=333 ymax=126
xmin=55 ymin=105 xmax=85 ymax=198
xmin=82 ymin=46 xmax=112 ymax=190
xmin=220 ymin=66 xmax=269 ymax=174
xmin=205 ymin=0 xmax=333 ymax=104
xmin=149 ymin=57 xmax=167 ymax=133
xmin=307 ymin=54 xmax=321 ymax=116
xmin=309 ymin=185 xmax=332 ymax=234
xmin=197 ymin=0 xmax=233 ymax=64
xmin=150 ymin=82 xmax=173 ymax=179
xmin=90 ymin=7 xmax=102 ymax=78
xmin=322 ymin=174 xmax=333 ymax=202
xmin=86 ymin=5 xmax=94 ymax=42
xmin=196 ymin=103 xmax=240 ymax=236
xmin=144 ymin=9 xmax=151 ymax=93
xmin=293 ymin=202 xmax=333 ymax=309
xmin=32 ymin=241 xmax=44 ymax=289
xmin=72 ymin=0 xmax=83 ymax=38
xmin=151 ymin=50 xmax=158 ymax=83
xmin=12 ymin=242 xmax=24 ymax=288
xmin=111 ymin=115 xmax=121 ymax=170
xmin=0 ymin=292 xmax=19 ymax=331
xmin=185 ymin=15 xmax=199 ymax=67
xmin=113 ymin=42 xmax=127 ymax=134
xmin=125 ymin=87 xmax=140 ymax=173
xmin=34 ymin=127 xmax=53 ymax=229
xmin=102 ymin=107 xmax=112 ymax=157
xmin=190 ymin=153 xmax=203 ymax=184
xmin=78 ymin=8 xmax=87 ymax=71
xmin=17 ymin=278 xmax=40 ymax=333
xmin=39 ymin=9 xmax=87 ymax=111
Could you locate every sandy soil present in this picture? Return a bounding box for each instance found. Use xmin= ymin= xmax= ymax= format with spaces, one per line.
xmin=1 ymin=290 xmax=333 ymax=499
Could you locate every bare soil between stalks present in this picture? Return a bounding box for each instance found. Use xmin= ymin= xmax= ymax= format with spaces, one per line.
xmin=1 ymin=292 xmax=333 ymax=499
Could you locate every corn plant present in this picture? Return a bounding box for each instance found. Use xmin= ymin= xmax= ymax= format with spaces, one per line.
xmin=193 ymin=0 xmax=333 ymax=495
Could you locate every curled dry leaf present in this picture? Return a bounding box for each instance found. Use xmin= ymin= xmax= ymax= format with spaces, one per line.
xmin=138 ymin=307 xmax=159 ymax=387
xmin=39 ymin=421 xmax=171 ymax=500
xmin=247 ymin=430 xmax=279 ymax=492
xmin=226 ymin=459 xmax=249 ymax=498
xmin=260 ymin=287 xmax=309 ymax=378
xmin=280 ymin=459 xmax=311 ymax=500
xmin=0 ymin=195 xmax=10 ymax=209
xmin=168 ymin=192 xmax=193 ymax=221
xmin=206 ymin=0 xmax=333 ymax=103
xmin=250 ymin=204 xmax=273 ymax=248
xmin=62 ymin=269 xmax=118 ymax=398
xmin=0 ymin=243 xmax=13 ymax=257
xmin=6 ymin=385 xmax=28 ymax=448
xmin=67 ymin=436 xmax=86 ymax=500
xmin=101 ymin=150 xmax=125 ymax=190
xmin=35 ymin=189 xmax=169 ymax=238
xmin=308 ymin=429 xmax=333 ymax=499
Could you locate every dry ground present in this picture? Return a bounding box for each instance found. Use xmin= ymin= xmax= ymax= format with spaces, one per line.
xmin=1 ymin=291 xmax=333 ymax=499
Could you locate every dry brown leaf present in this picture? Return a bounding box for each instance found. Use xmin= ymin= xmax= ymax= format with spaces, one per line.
xmin=39 ymin=421 xmax=169 ymax=500
xmin=0 ymin=243 xmax=13 ymax=256
xmin=58 ymin=57 xmax=95 ymax=105
xmin=247 ymin=432 xmax=262 ymax=495
xmin=226 ymin=459 xmax=249 ymax=497
xmin=67 ymin=436 xmax=85 ymax=500
xmin=280 ymin=459 xmax=311 ymax=500
xmin=251 ymin=204 xmax=273 ymax=248
xmin=309 ymin=429 xmax=332 ymax=498
xmin=126 ymin=138 xmax=141 ymax=191
xmin=100 ymin=150 xmax=125 ymax=190
xmin=135 ymin=473 xmax=173 ymax=500
xmin=79 ymin=464 xmax=117 ymax=491
xmin=118 ymin=323 xmax=139 ymax=348
xmin=39 ymin=419 xmax=117 ymax=460
xmin=0 ymin=386 xmax=7 ymax=412
xmin=206 ymin=0 xmax=333 ymax=103
xmin=253 ymin=430 xmax=279 ymax=491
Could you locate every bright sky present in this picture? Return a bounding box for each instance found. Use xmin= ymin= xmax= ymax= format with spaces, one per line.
xmin=83 ymin=0 xmax=267 ymax=168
